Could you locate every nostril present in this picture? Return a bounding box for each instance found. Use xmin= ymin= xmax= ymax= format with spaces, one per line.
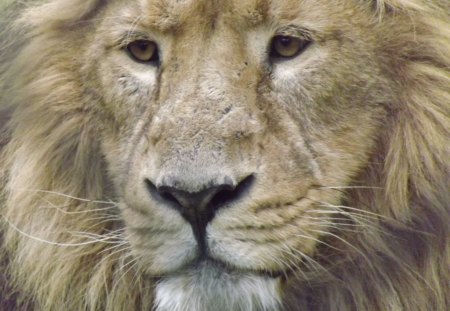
xmin=146 ymin=175 xmax=254 ymax=208
xmin=210 ymin=175 xmax=255 ymax=210
xmin=145 ymin=175 xmax=255 ymax=213
xmin=144 ymin=179 xmax=180 ymax=208
xmin=157 ymin=185 xmax=183 ymax=206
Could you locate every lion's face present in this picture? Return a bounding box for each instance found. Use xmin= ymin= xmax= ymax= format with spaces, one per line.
xmin=82 ymin=0 xmax=390 ymax=308
xmin=3 ymin=0 xmax=449 ymax=310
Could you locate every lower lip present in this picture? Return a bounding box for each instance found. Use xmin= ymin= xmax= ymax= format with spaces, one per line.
xmin=178 ymin=257 xmax=283 ymax=279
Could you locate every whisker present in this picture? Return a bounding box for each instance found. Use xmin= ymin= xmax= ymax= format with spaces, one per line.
xmin=81 ymin=214 xmax=122 ymax=223
xmin=275 ymin=240 xmax=307 ymax=281
xmin=321 ymin=202 xmax=392 ymax=220
xmin=41 ymin=204 xmax=118 ymax=215
xmin=1 ymin=215 xmax=124 ymax=247
xmin=299 ymin=215 xmax=371 ymax=228
xmin=96 ymin=244 xmax=132 ymax=270
xmin=304 ymin=206 xmax=395 ymax=238
xmin=309 ymin=229 xmax=373 ymax=266
xmin=320 ymin=186 xmax=384 ymax=190
xmin=286 ymin=225 xmax=345 ymax=252
xmin=273 ymin=236 xmax=334 ymax=282
xmin=12 ymin=188 xmax=116 ymax=205
xmin=112 ymin=255 xmax=141 ymax=293
xmin=69 ymin=230 xmax=125 ymax=242
xmin=304 ymin=197 xmax=387 ymax=220
xmin=289 ymin=247 xmax=334 ymax=280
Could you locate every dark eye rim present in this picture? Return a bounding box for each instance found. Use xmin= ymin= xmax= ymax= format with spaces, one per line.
xmin=125 ymin=40 xmax=160 ymax=65
xmin=269 ymin=35 xmax=312 ymax=61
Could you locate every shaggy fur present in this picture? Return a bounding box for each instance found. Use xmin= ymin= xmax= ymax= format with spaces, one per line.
xmin=0 ymin=0 xmax=449 ymax=310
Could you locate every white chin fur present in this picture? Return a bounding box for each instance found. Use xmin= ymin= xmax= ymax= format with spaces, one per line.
xmin=154 ymin=262 xmax=281 ymax=311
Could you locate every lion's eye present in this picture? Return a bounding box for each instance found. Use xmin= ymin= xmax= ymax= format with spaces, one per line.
xmin=126 ymin=40 xmax=159 ymax=63
xmin=270 ymin=36 xmax=310 ymax=59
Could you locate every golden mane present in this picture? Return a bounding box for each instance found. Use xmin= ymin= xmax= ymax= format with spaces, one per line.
xmin=0 ymin=0 xmax=449 ymax=310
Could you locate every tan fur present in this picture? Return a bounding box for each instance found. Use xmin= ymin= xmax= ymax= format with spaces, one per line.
xmin=0 ymin=0 xmax=449 ymax=310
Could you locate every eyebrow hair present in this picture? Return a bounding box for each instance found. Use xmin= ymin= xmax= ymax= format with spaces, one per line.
xmin=137 ymin=0 xmax=200 ymax=33
xmin=276 ymin=25 xmax=315 ymax=39
xmin=134 ymin=0 xmax=272 ymax=33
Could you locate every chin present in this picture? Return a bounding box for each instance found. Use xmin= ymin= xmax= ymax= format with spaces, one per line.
xmin=154 ymin=260 xmax=282 ymax=311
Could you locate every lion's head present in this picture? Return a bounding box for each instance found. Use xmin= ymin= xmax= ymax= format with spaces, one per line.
xmin=0 ymin=0 xmax=449 ymax=310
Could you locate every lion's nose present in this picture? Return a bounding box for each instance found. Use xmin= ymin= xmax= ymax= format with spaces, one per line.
xmin=145 ymin=175 xmax=254 ymax=250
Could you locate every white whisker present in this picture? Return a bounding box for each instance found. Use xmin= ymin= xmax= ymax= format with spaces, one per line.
xmin=320 ymin=186 xmax=384 ymax=190
xmin=310 ymin=229 xmax=373 ymax=266
xmin=12 ymin=188 xmax=116 ymax=204
xmin=1 ymin=215 xmax=124 ymax=247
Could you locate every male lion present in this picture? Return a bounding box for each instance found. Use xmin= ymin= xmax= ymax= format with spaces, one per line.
xmin=0 ymin=0 xmax=449 ymax=310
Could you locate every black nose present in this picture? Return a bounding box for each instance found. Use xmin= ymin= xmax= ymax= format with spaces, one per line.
xmin=145 ymin=175 xmax=254 ymax=250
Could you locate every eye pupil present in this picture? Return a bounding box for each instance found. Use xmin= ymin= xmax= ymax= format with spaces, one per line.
xmin=279 ymin=37 xmax=292 ymax=47
xmin=137 ymin=41 xmax=149 ymax=50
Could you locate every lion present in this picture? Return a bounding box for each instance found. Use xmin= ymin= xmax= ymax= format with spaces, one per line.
xmin=0 ymin=0 xmax=449 ymax=310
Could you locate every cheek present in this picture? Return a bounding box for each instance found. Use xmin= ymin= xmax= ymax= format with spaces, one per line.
xmin=93 ymin=60 xmax=160 ymax=182
xmin=97 ymin=58 xmax=159 ymax=124
xmin=270 ymin=55 xmax=386 ymax=184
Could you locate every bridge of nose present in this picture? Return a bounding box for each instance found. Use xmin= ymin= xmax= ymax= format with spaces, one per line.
xmin=142 ymin=7 xmax=264 ymax=214
xmin=154 ymin=17 xmax=260 ymax=128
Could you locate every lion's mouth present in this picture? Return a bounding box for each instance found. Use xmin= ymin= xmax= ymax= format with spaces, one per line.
xmin=132 ymin=176 xmax=320 ymax=282
xmin=153 ymin=255 xmax=283 ymax=280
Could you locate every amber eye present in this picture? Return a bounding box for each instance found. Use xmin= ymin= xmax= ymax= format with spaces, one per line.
xmin=270 ymin=35 xmax=310 ymax=59
xmin=126 ymin=40 xmax=159 ymax=63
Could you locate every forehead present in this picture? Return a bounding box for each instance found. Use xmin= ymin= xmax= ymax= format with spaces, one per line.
xmin=135 ymin=0 xmax=308 ymax=32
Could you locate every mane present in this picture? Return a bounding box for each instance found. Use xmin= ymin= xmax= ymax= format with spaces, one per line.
xmin=0 ymin=0 xmax=448 ymax=310
xmin=0 ymin=1 xmax=155 ymax=309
